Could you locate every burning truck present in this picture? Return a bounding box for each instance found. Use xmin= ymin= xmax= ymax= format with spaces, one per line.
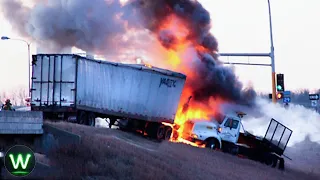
xmin=176 ymin=98 xmax=293 ymax=170
xmin=4 ymin=0 xmax=293 ymax=170
xmin=29 ymin=53 xmax=292 ymax=170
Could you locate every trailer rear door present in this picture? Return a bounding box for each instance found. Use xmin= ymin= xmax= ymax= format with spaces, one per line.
xmin=31 ymin=55 xmax=76 ymax=108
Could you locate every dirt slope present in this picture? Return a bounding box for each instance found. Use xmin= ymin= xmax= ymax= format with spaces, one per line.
xmin=23 ymin=122 xmax=320 ymax=179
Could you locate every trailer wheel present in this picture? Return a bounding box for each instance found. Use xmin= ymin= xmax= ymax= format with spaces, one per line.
xmin=164 ymin=127 xmax=172 ymax=140
xmin=109 ymin=118 xmax=116 ymax=128
xmin=265 ymin=156 xmax=273 ymax=166
xmin=87 ymin=113 xmax=96 ymax=127
xmin=156 ymin=124 xmax=166 ymax=140
xmin=205 ymin=139 xmax=219 ymax=150
xmin=278 ymin=158 xmax=285 ymax=170
xmin=77 ymin=111 xmax=87 ymax=125
xmin=271 ymin=154 xmax=278 ymax=168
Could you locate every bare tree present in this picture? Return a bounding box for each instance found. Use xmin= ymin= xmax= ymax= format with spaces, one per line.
xmin=0 ymin=86 xmax=28 ymax=106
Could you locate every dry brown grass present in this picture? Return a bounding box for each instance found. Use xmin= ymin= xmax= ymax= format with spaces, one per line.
xmin=35 ymin=121 xmax=320 ymax=180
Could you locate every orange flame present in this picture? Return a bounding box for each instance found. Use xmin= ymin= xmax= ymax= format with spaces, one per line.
xmin=155 ymin=14 xmax=225 ymax=146
xmin=144 ymin=63 xmax=153 ymax=68
xmin=170 ymin=90 xmax=219 ymax=146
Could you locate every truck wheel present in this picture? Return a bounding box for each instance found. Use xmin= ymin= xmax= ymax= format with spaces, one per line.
xmin=87 ymin=113 xmax=96 ymax=127
xmin=230 ymin=146 xmax=239 ymax=155
xmin=77 ymin=111 xmax=87 ymax=125
xmin=278 ymin=158 xmax=285 ymax=170
xmin=271 ymin=154 xmax=278 ymax=168
xmin=156 ymin=124 xmax=165 ymax=140
xmin=264 ymin=153 xmax=273 ymax=166
xmin=164 ymin=127 xmax=172 ymax=140
xmin=265 ymin=157 xmax=273 ymax=166
xmin=109 ymin=118 xmax=116 ymax=128
xmin=205 ymin=139 xmax=219 ymax=150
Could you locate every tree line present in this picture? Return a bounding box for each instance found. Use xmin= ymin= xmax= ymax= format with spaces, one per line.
xmin=0 ymin=88 xmax=319 ymax=108
xmin=0 ymin=87 xmax=27 ymax=106
xmin=258 ymin=89 xmax=320 ymax=109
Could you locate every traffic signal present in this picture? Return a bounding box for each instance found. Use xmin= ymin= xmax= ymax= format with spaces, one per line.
xmin=276 ymin=92 xmax=283 ymax=99
xmin=276 ymin=74 xmax=285 ymax=91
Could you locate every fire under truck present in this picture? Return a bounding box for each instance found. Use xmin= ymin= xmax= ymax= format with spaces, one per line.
xmin=180 ymin=111 xmax=293 ymax=170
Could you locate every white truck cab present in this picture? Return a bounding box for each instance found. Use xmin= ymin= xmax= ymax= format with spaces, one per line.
xmin=181 ymin=112 xmax=245 ymax=150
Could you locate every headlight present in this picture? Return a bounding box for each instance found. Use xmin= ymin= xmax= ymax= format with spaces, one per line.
xmin=191 ymin=133 xmax=198 ymax=139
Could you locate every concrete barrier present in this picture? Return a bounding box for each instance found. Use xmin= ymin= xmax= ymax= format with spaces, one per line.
xmin=0 ymin=111 xmax=43 ymax=134
xmin=34 ymin=124 xmax=81 ymax=154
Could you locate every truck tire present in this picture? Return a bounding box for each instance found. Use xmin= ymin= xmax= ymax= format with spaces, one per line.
xmin=156 ymin=124 xmax=166 ymax=140
xmin=87 ymin=113 xmax=96 ymax=127
xmin=278 ymin=158 xmax=285 ymax=170
xmin=271 ymin=154 xmax=278 ymax=168
xmin=265 ymin=155 xmax=273 ymax=166
xmin=77 ymin=111 xmax=87 ymax=125
xmin=205 ymin=139 xmax=219 ymax=150
xmin=164 ymin=127 xmax=172 ymax=140
xmin=109 ymin=118 xmax=116 ymax=128
xmin=263 ymin=153 xmax=278 ymax=166
xmin=230 ymin=145 xmax=239 ymax=155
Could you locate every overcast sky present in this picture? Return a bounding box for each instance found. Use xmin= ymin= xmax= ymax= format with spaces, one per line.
xmin=0 ymin=0 xmax=319 ymax=93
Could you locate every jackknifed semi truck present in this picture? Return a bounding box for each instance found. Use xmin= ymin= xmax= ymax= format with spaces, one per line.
xmin=30 ymin=54 xmax=186 ymax=140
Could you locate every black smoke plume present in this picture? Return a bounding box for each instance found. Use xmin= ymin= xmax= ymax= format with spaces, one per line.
xmin=0 ymin=0 xmax=256 ymax=106
xmin=131 ymin=0 xmax=256 ymax=106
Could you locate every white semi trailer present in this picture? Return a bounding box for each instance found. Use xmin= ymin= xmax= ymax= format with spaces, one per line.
xmin=30 ymin=54 xmax=186 ymax=140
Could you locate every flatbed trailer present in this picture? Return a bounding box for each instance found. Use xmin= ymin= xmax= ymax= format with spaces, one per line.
xmin=234 ymin=119 xmax=292 ymax=169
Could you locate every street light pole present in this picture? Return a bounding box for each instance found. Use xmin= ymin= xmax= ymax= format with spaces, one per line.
xmin=267 ymin=0 xmax=277 ymax=103
xmin=27 ymin=43 xmax=31 ymax=98
xmin=1 ymin=36 xmax=32 ymax=97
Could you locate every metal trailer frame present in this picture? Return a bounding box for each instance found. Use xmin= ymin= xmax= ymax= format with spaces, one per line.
xmin=263 ymin=118 xmax=293 ymax=156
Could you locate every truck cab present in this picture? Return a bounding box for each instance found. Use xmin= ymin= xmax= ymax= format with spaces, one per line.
xmin=181 ymin=112 xmax=244 ymax=150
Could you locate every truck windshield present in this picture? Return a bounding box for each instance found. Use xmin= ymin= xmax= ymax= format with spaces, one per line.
xmin=214 ymin=115 xmax=225 ymax=124
xmin=224 ymin=118 xmax=239 ymax=129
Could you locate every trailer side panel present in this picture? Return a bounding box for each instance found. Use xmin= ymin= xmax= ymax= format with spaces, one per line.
xmin=31 ymin=54 xmax=186 ymax=124
xmin=76 ymin=57 xmax=186 ymax=123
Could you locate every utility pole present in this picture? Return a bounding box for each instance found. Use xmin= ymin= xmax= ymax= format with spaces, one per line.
xmin=267 ymin=0 xmax=277 ymax=103
xmin=220 ymin=0 xmax=277 ymax=103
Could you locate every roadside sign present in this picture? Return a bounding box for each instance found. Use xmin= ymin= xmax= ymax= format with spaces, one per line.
xmin=311 ymin=100 xmax=318 ymax=107
xmin=309 ymin=94 xmax=319 ymax=100
xmin=283 ymin=97 xmax=291 ymax=103
xmin=283 ymin=91 xmax=291 ymax=97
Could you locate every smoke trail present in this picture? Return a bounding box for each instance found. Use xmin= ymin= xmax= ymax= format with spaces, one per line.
xmin=0 ymin=0 xmax=256 ymax=106
xmin=0 ymin=0 xmax=143 ymax=53
xmin=130 ymin=0 xmax=257 ymax=105
xmin=239 ymin=98 xmax=320 ymax=147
